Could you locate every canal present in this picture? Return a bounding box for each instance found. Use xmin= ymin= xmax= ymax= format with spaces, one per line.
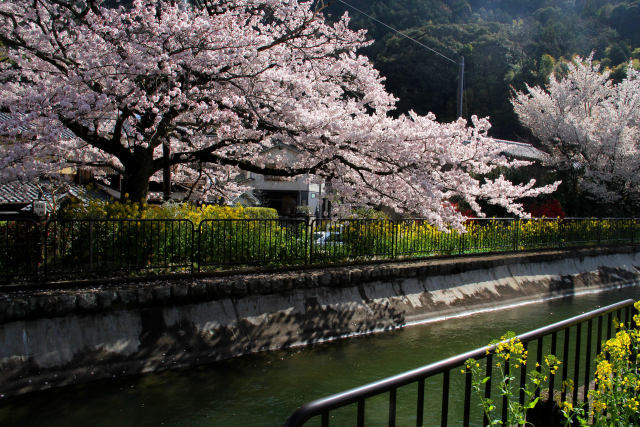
xmin=1 ymin=286 xmax=638 ymax=426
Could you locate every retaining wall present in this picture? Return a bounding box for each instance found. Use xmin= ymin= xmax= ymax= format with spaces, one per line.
xmin=1 ymin=246 xmax=639 ymax=398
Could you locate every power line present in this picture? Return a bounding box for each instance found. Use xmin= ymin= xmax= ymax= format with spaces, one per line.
xmin=335 ymin=0 xmax=458 ymax=65
xmin=333 ymin=0 xmax=465 ymax=118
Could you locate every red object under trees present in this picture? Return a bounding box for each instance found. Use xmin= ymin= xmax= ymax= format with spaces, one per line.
xmin=524 ymin=199 xmax=565 ymax=218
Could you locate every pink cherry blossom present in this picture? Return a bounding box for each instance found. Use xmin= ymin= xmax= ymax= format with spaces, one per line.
xmin=513 ymin=54 xmax=640 ymax=207
xmin=0 ymin=0 xmax=557 ymax=229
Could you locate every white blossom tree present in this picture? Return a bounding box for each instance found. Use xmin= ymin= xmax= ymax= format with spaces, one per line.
xmin=0 ymin=0 xmax=557 ymax=228
xmin=512 ymin=55 xmax=640 ymax=210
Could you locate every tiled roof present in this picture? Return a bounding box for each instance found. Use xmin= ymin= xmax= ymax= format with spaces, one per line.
xmin=493 ymin=139 xmax=548 ymax=161
xmin=0 ymin=112 xmax=77 ymax=139
xmin=0 ymin=112 xmax=29 ymax=133
xmin=0 ymin=181 xmax=104 ymax=207
xmin=0 ymin=181 xmax=43 ymax=204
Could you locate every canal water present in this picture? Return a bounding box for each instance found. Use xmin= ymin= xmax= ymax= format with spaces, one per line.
xmin=1 ymin=286 xmax=638 ymax=427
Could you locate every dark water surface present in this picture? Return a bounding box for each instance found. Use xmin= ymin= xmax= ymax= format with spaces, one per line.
xmin=1 ymin=286 xmax=638 ymax=427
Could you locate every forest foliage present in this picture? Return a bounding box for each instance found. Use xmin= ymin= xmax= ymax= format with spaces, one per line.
xmin=324 ymin=0 xmax=640 ymax=139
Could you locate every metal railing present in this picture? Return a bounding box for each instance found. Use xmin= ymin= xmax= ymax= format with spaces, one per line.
xmin=43 ymin=219 xmax=194 ymax=279
xmin=284 ymin=299 xmax=637 ymax=427
xmin=0 ymin=217 xmax=638 ymax=284
xmin=309 ymin=217 xmax=638 ymax=260
xmin=197 ymin=218 xmax=308 ymax=268
xmin=0 ymin=219 xmax=40 ymax=283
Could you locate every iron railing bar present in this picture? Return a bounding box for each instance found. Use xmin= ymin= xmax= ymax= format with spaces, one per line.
xmin=549 ymin=332 xmax=557 ymax=396
xmin=197 ymin=221 xmax=203 ymax=273
xmin=519 ymin=341 xmax=528 ymax=405
xmin=501 ymin=359 xmax=509 ymax=425
xmin=596 ymin=315 xmax=603 ymax=355
xmin=625 ymin=305 xmax=631 ymax=327
xmin=483 ymin=354 xmax=492 ymax=427
xmin=388 ymin=388 xmax=396 ymax=427
xmin=535 ymin=337 xmax=543 ymax=399
xmin=43 ymin=220 xmax=50 ymax=281
xmin=357 ymin=399 xmax=365 ymax=427
xmin=123 ymin=221 xmax=129 ymax=271
xmin=583 ymin=319 xmax=593 ymax=408
xmin=416 ymin=379 xmax=424 ymax=427
xmin=617 ymin=308 xmax=623 ymax=330
xmin=321 ymin=411 xmax=329 ymax=427
xmin=572 ymin=322 xmax=582 ymax=404
xmin=441 ymin=370 xmax=450 ymax=427
xmin=463 ymin=367 xmax=472 ymax=426
xmin=561 ymin=327 xmax=570 ymax=403
xmin=189 ymin=221 xmax=195 ymax=274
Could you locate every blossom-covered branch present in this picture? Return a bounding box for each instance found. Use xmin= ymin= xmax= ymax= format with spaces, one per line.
xmin=0 ymin=0 xmax=557 ymax=228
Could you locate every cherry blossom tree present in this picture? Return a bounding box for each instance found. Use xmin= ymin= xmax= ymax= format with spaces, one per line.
xmin=0 ymin=0 xmax=557 ymax=228
xmin=512 ymin=55 xmax=640 ymax=210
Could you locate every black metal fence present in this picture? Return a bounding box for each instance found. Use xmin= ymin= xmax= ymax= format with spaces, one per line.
xmin=43 ymin=219 xmax=194 ymax=279
xmin=284 ymin=299 xmax=636 ymax=427
xmin=0 ymin=219 xmax=40 ymax=283
xmin=0 ymin=217 xmax=638 ymax=284
xmin=198 ymin=218 xmax=308 ymax=268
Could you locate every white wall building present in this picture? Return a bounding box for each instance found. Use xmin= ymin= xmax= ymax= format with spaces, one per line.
xmin=237 ymin=145 xmax=326 ymax=217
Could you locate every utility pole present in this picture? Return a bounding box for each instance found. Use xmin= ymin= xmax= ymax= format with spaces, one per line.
xmin=457 ymin=55 xmax=465 ymax=119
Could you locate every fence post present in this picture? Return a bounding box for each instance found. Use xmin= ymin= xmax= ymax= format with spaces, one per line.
xmin=198 ymin=220 xmax=204 ymax=273
xmin=307 ymin=219 xmax=314 ymax=265
xmin=190 ymin=220 xmax=196 ymax=274
xmin=39 ymin=220 xmax=46 ymax=282
xmin=392 ymin=219 xmax=398 ymax=259
xmin=89 ymin=220 xmax=95 ymax=271
xmin=513 ymin=219 xmax=519 ymax=252
xmin=597 ymin=219 xmax=602 ymax=246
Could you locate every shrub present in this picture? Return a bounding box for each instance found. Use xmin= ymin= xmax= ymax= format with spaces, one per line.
xmin=60 ymin=200 xmax=278 ymax=223
xmin=52 ymin=201 xmax=285 ymax=273
xmin=465 ymin=332 xmax=561 ymax=426
xmin=244 ymin=207 xmax=280 ymax=220
xmin=544 ymin=301 xmax=640 ymax=426
xmin=583 ymin=302 xmax=640 ymax=426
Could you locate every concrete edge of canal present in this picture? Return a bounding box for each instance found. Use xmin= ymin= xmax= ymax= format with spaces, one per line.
xmin=1 ymin=245 xmax=639 ymax=398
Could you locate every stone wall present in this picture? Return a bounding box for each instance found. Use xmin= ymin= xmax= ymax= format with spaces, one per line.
xmin=1 ymin=246 xmax=639 ymax=398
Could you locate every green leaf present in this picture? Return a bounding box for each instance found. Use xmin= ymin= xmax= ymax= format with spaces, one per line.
xmin=525 ymin=397 xmax=540 ymax=409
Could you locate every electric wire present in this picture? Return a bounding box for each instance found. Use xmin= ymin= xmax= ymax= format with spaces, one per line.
xmin=335 ymin=0 xmax=459 ymax=65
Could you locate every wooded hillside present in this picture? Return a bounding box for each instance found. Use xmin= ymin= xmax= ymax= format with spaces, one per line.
xmin=324 ymin=0 xmax=640 ymax=139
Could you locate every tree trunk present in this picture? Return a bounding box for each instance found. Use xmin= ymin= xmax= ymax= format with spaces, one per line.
xmin=162 ymin=144 xmax=171 ymax=201
xmin=121 ymin=174 xmax=151 ymax=203
xmin=120 ymin=150 xmax=156 ymax=203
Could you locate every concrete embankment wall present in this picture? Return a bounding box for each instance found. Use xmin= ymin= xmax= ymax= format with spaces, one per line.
xmin=1 ymin=246 xmax=639 ymax=398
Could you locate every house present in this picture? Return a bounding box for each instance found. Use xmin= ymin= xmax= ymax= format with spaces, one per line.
xmin=235 ymin=145 xmax=326 ymax=217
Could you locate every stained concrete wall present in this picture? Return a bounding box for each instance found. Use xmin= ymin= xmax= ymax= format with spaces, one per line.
xmin=1 ymin=246 xmax=639 ymax=398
